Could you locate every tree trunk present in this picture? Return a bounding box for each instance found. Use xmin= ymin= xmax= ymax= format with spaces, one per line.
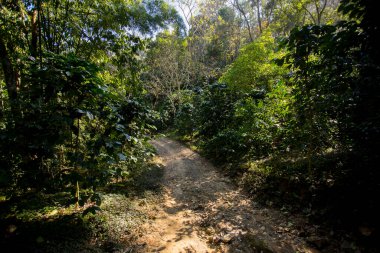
xmin=31 ymin=4 xmax=38 ymax=57
xmin=256 ymin=0 xmax=262 ymax=34
xmin=0 ymin=38 xmax=20 ymax=122
xmin=0 ymin=81 xmax=4 ymax=119
xmin=250 ymin=0 xmax=262 ymax=34
xmin=234 ymin=0 xmax=254 ymax=42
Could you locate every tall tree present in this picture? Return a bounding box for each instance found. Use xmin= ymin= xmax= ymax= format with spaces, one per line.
xmin=0 ymin=0 xmax=184 ymax=191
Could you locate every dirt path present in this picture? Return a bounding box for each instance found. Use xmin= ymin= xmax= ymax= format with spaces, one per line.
xmin=138 ymin=137 xmax=317 ymax=253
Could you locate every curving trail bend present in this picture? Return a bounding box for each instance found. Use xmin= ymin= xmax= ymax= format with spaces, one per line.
xmin=138 ymin=137 xmax=317 ymax=253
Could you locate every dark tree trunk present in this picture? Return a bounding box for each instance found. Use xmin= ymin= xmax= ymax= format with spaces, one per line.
xmin=256 ymin=0 xmax=262 ymax=34
xmin=234 ymin=0 xmax=254 ymax=42
xmin=31 ymin=4 xmax=38 ymax=57
xmin=0 ymin=37 xmax=20 ymax=122
xmin=250 ymin=0 xmax=263 ymax=34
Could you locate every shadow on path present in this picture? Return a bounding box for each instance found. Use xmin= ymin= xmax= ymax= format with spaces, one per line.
xmin=139 ymin=137 xmax=315 ymax=253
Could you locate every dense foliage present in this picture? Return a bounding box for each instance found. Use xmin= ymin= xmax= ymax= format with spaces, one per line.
xmin=145 ymin=0 xmax=379 ymax=240
xmin=1 ymin=0 xmax=379 ymax=250
xmin=0 ymin=0 xmax=182 ymax=195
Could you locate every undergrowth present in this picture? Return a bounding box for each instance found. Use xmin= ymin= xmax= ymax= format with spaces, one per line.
xmin=170 ymin=130 xmax=379 ymax=252
xmin=0 ymin=162 xmax=164 ymax=253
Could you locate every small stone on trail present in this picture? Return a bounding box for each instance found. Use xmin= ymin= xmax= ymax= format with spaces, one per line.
xmin=139 ymin=199 xmax=147 ymax=206
xmin=221 ymin=234 xmax=234 ymax=243
xmin=211 ymin=236 xmax=221 ymax=244
xmin=205 ymin=227 xmax=214 ymax=235
xmin=193 ymin=204 xmax=204 ymax=210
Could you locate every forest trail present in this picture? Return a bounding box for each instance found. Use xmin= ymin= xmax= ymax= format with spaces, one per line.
xmin=137 ymin=137 xmax=317 ymax=253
